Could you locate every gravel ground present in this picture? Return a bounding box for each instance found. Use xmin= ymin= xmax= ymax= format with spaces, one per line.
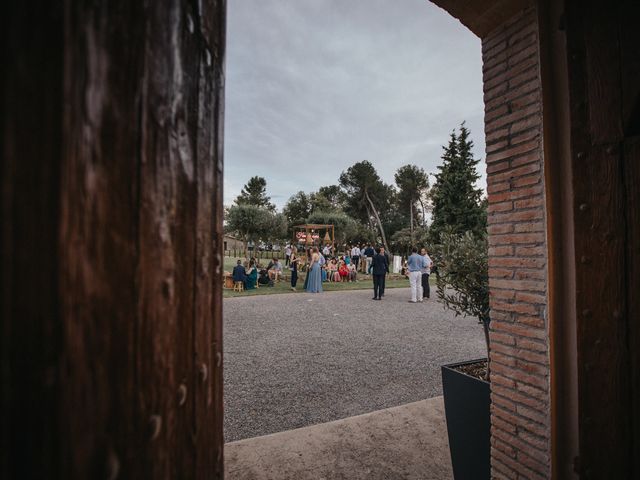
xmin=223 ymin=287 xmax=486 ymax=442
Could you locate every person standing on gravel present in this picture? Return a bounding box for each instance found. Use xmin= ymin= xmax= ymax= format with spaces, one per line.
xmin=420 ymin=247 xmax=433 ymax=300
xmin=407 ymin=247 xmax=428 ymax=303
xmin=371 ymin=247 xmax=388 ymax=301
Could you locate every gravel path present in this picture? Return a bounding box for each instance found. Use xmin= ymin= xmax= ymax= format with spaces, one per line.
xmin=223 ymin=287 xmax=486 ymax=442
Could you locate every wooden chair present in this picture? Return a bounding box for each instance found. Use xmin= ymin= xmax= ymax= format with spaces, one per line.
xmin=233 ymin=281 xmax=244 ymax=292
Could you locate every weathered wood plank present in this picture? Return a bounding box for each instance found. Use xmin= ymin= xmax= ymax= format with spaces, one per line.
xmin=2 ymin=1 xmax=226 ymax=478
xmin=566 ymin=1 xmax=636 ymax=477
xmin=623 ymin=137 xmax=640 ymax=479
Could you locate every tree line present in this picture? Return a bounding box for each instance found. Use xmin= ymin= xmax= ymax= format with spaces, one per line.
xmin=225 ymin=123 xmax=486 ymax=257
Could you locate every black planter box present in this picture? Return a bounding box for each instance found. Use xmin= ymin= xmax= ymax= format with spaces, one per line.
xmin=441 ymin=359 xmax=490 ymax=480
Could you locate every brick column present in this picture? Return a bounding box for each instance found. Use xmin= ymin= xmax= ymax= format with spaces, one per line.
xmin=482 ymin=6 xmax=551 ymax=479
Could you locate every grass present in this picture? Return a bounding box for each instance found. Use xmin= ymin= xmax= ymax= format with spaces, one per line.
xmin=222 ymin=256 xmax=435 ymax=298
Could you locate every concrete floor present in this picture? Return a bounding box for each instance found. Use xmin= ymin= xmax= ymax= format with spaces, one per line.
xmin=225 ymin=396 xmax=453 ymax=480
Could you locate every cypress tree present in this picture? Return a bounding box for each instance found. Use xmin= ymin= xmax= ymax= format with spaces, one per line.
xmin=429 ymin=123 xmax=486 ymax=243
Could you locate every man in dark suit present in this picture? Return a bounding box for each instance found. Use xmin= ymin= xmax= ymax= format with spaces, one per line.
xmin=232 ymin=259 xmax=246 ymax=283
xmin=371 ymin=247 xmax=389 ymax=300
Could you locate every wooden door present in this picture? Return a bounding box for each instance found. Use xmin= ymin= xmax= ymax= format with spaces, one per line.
xmin=565 ymin=1 xmax=640 ymax=477
xmin=2 ymin=1 xmax=226 ymax=478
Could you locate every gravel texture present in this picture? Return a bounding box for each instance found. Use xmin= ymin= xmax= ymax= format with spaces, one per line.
xmin=223 ymin=287 xmax=486 ymax=442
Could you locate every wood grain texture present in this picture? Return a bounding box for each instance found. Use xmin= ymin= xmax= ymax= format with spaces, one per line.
xmin=623 ymin=138 xmax=640 ymax=479
xmin=565 ymin=0 xmax=639 ymax=477
xmin=2 ymin=1 xmax=225 ymax=478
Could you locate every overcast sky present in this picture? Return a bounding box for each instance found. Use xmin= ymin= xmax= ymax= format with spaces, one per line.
xmin=225 ymin=0 xmax=485 ymax=210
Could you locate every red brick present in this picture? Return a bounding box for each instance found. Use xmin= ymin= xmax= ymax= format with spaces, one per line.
xmin=488 ymin=184 xmax=543 ymax=203
xmin=489 ymin=232 xmax=545 ymax=245
xmin=516 ymin=404 xmax=549 ymax=425
xmin=490 ymin=331 xmax=516 ymax=346
xmin=491 ymin=301 xmax=538 ymax=315
xmin=516 ymin=245 xmax=546 ymax=257
xmin=491 ymin=288 xmax=516 ymax=300
xmin=510 ymin=114 xmax=541 ymax=134
xmin=517 ymin=383 xmax=549 ymax=402
xmin=491 ymin=441 xmax=544 ymax=480
xmin=492 ymin=384 xmax=545 ymax=410
xmin=492 ymin=372 xmax=517 ymax=390
xmin=514 ymin=221 xmax=545 ymax=233
xmin=508 ymin=65 xmax=539 ymax=91
xmin=518 ymin=315 xmax=545 ymax=328
xmin=519 ymin=429 xmax=550 ymax=452
xmin=486 ymin=139 xmax=509 ymax=153
xmin=487 ymin=139 xmax=539 ymax=164
xmin=484 ymin=81 xmax=509 ymax=103
xmin=517 ymin=358 xmax=550 ymax=375
xmin=488 ymin=181 xmax=510 ymax=194
xmin=514 ymin=347 xmax=548 ymax=364
xmin=489 ymin=162 xmax=540 ymax=184
xmin=488 ymin=223 xmax=514 ymax=235
xmin=488 ymin=201 xmax=513 ymax=213
xmin=492 ymin=320 xmax=546 ymax=339
xmin=486 ymin=126 xmax=510 ymax=144
xmin=512 ymin=173 xmax=542 ymax=188
xmin=489 ymin=257 xmax=545 ymax=268
xmin=486 ymin=161 xmax=511 ymax=174
xmin=489 ymin=246 xmax=514 ymax=257
xmin=489 ymin=209 xmax=543 ymax=224
xmin=491 ymin=351 xmax=517 ymax=367
xmin=508 ymin=42 xmax=539 ymax=68
xmin=489 ymin=267 xmax=514 ymax=279
xmin=510 ymin=128 xmax=540 ymax=146
xmin=490 ymin=278 xmax=545 ymax=292
xmin=492 ymin=427 xmax=549 ymax=466
xmin=517 ymin=337 xmax=548 ymax=353
xmin=517 ymin=449 xmax=550 ymax=476
xmin=515 ymin=269 xmax=546 ymax=281
xmin=485 ymin=104 xmax=540 ymax=133
xmin=514 ymin=291 xmax=546 ymax=304
xmin=515 ymin=196 xmax=544 ymax=209
xmin=511 ymin=151 xmax=541 ymax=168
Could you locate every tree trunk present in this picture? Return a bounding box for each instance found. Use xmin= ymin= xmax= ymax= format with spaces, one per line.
xmin=410 ymin=200 xmax=415 ymax=246
xmin=419 ymin=197 xmax=427 ymax=227
xmin=365 ymin=189 xmax=391 ymax=254
xmin=482 ymin=316 xmax=491 ymax=381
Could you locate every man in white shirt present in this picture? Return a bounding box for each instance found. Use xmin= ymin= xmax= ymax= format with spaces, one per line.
xmin=322 ymin=244 xmax=331 ymax=257
xmin=350 ymin=245 xmax=361 ymax=271
xmin=420 ymin=248 xmax=433 ymax=300
xmin=285 ymin=244 xmax=292 ymax=266
xmin=407 ymin=247 xmax=428 ymax=303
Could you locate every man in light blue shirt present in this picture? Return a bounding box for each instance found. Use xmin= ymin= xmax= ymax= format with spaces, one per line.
xmin=407 ymin=247 xmax=427 ymax=303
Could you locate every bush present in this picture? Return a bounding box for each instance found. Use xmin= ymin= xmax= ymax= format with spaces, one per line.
xmin=434 ymin=231 xmax=490 ymax=378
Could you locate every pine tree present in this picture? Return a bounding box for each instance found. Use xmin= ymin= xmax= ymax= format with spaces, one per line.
xmin=429 ymin=123 xmax=486 ymax=243
xmin=234 ymin=176 xmax=276 ymax=211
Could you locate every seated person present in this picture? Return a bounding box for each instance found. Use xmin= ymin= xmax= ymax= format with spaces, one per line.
xmin=267 ymin=257 xmax=283 ymax=282
xmin=348 ymin=263 xmax=357 ymax=282
xmin=326 ymin=259 xmax=339 ymax=282
xmin=258 ymin=269 xmax=272 ymax=286
xmin=338 ymin=261 xmax=349 ymax=281
xmin=344 ymin=254 xmax=351 ymax=265
xmin=244 ymin=261 xmax=258 ymax=290
xmin=232 ymin=259 xmax=246 ymax=283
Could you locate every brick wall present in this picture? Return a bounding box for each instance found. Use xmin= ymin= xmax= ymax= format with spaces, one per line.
xmin=482 ymin=6 xmax=551 ymax=479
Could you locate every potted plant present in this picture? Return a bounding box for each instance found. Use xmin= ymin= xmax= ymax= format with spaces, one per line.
xmin=434 ymin=231 xmax=490 ymax=480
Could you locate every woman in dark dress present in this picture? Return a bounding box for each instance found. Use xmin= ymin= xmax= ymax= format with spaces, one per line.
xmin=290 ymin=248 xmax=300 ymax=291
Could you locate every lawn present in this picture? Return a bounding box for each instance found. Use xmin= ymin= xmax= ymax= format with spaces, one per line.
xmin=222 ymin=256 xmax=435 ymax=298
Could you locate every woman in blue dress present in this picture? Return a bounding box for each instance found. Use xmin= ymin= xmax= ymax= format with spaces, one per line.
xmin=305 ymin=247 xmax=323 ymax=293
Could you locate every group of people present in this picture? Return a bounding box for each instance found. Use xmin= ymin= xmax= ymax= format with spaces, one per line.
xmin=231 ymin=256 xmax=285 ymax=290
xmin=232 ymin=242 xmax=433 ymax=303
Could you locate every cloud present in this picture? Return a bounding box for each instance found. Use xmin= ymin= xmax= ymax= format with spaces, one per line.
xmin=225 ymin=0 xmax=485 ymax=209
